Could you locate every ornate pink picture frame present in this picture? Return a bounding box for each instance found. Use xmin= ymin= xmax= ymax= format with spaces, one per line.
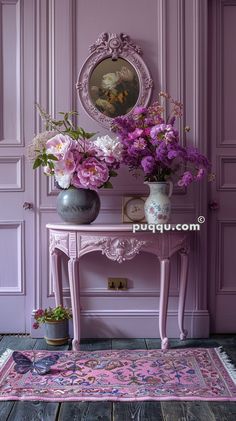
xmin=76 ymin=32 xmax=153 ymax=128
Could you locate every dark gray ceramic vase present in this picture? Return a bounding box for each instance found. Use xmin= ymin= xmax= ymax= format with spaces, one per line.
xmin=56 ymin=187 xmax=100 ymax=224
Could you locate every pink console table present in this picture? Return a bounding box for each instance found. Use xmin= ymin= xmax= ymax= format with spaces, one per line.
xmin=47 ymin=223 xmax=190 ymax=350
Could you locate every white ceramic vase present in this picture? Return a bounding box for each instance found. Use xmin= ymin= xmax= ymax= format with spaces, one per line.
xmin=144 ymin=181 xmax=173 ymax=224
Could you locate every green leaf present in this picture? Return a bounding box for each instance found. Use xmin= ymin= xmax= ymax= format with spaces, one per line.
xmin=33 ymin=158 xmax=42 ymax=169
xmin=109 ymin=170 xmax=118 ymax=177
xmin=47 ymin=154 xmax=58 ymax=161
xmin=103 ymin=181 xmax=113 ymax=189
xmin=84 ymin=131 xmax=96 ymax=139
xmin=51 ymin=119 xmax=64 ymax=126
xmin=48 ymin=161 xmax=54 ymax=170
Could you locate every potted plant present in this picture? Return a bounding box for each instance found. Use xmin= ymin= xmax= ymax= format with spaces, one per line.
xmin=33 ymin=305 xmax=72 ymax=345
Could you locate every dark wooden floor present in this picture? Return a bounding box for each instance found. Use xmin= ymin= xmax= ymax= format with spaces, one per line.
xmin=0 ymin=335 xmax=235 ymax=420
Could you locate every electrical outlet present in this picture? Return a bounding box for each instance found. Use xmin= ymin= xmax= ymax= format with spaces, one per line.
xmin=108 ymin=278 xmax=128 ymax=290
xmin=108 ymin=279 xmax=116 ymax=289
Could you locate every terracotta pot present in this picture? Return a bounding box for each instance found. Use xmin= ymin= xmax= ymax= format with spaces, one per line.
xmin=44 ymin=319 xmax=69 ymax=346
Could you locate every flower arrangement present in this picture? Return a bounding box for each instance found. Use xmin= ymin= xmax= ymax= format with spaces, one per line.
xmin=28 ymin=105 xmax=123 ymax=191
xmin=90 ymin=65 xmax=139 ymax=117
xmin=111 ymin=92 xmax=210 ymax=187
xmin=33 ymin=305 xmax=72 ymax=329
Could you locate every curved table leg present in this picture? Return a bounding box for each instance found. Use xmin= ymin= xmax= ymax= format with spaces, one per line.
xmin=178 ymin=251 xmax=189 ymax=340
xmin=68 ymin=258 xmax=80 ymax=351
xmin=51 ymin=250 xmax=63 ymax=306
xmin=159 ymin=258 xmax=170 ymax=350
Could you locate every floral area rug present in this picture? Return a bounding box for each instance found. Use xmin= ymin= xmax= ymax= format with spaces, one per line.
xmin=0 ymin=348 xmax=235 ymax=401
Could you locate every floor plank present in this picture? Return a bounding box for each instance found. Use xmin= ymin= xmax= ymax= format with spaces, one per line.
xmin=210 ymin=335 xmax=236 ymax=347
xmin=0 ymin=402 xmax=15 ymax=421
xmin=161 ymin=401 xmax=216 ymax=421
xmin=8 ymin=401 xmax=59 ymax=421
xmin=208 ymin=402 xmax=236 ymax=421
xmin=33 ymin=338 xmax=70 ymax=351
xmin=0 ymin=335 xmax=37 ymax=354
xmin=146 ymin=338 xmax=220 ymax=349
xmin=58 ymin=401 xmax=112 ymax=421
xmin=221 ymin=347 xmax=236 ymax=364
xmin=112 ymin=338 xmax=147 ymax=349
xmin=114 ymin=402 xmax=163 ymax=421
xmin=79 ymin=338 xmax=112 ymax=351
xmin=145 ymin=338 xmax=162 ymax=349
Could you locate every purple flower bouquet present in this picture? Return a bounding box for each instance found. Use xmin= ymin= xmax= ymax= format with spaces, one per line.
xmin=111 ymin=92 xmax=210 ymax=187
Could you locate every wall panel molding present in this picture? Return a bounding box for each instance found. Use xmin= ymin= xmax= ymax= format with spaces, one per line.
xmin=158 ymin=0 xmax=167 ymax=94
xmin=0 ymin=0 xmax=24 ymax=146
xmin=217 ymin=155 xmax=236 ymax=191
xmin=216 ymin=0 xmax=236 ymax=147
xmin=0 ymin=221 xmax=25 ymax=295
xmin=0 ymin=156 xmax=24 ymax=191
xmin=192 ymin=0 xmax=208 ymax=312
xmin=217 ymin=220 xmax=236 ymax=293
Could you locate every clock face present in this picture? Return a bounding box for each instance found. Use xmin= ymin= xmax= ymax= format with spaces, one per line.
xmin=125 ymin=197 xmax=145 ymax=222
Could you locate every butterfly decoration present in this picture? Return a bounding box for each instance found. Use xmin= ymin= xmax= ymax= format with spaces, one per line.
xmin=12 ymin=351 xmax=59 ymax=375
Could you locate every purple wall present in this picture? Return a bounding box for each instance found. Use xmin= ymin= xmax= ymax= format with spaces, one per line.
xmin=1 ymin=0 xmax=235 ymax=336
xmin=36 ymin=0 xmax=209 ymax=338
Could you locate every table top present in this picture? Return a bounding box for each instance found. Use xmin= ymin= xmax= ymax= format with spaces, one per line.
xmin=46 ymin=223 xmax=194 ymax=233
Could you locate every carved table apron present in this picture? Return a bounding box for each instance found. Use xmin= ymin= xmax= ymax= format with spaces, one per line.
xmin=47 ymin=223 xmax=190 ymax=350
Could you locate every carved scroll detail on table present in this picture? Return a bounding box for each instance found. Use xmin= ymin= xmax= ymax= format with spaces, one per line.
xmin=49 ymin=232 xmax=69 ymax=255
xmin=80 ymin=236 xmax=151 ymax=263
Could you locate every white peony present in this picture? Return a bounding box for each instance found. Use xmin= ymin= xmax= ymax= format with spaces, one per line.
xmin=93 ymin=135 xmax=123 ymax=161
xmin=95 ymin=99 xmax=116 ymax=115
xmin=101 ymin=72 xmax=120 ymax=90
xmin=117 ymin=66 xmax=134 ymax=82
xmin=54 ymin=172 xmax=72 ymax=189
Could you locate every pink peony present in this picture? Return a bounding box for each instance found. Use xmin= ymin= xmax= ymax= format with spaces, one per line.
xmin=46 ymin=134 xmax=73 ymax=158
xmin=72 ymin=158 xmax=109 ymax=190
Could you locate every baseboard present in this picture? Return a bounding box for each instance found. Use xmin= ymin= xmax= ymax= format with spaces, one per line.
xmin=30 ymin=309 xmax=210 ymax=339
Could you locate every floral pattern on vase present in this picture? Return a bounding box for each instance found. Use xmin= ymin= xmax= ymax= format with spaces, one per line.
xmin=144 ymin=182 xmax=173 ymax=224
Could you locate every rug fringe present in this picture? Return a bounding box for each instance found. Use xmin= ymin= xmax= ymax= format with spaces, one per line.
xmin=0 ymin=348 xmax=12 ymax=368
xmin=215 ymin=346 xmax=236 ymax=385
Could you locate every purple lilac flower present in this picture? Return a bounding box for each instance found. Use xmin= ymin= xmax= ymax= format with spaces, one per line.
xmin=167 ymin=149 xmax=181 ymax=159
xmin=132 ymin=138 xmax=147 ymax=150
xmin=141 ymin=156 xmax=155 ymax=174
xmin=111 ymin=96 xmax=210 ymax=186
xmin=177 ymin=171 xmax=194 ymax=187
xmin=195 ymin=167 xmax=206 ymax=180
xmin=128 ymin=128 xmax=144 ymax=140
xmin=169 ymin=116 xmax=176 ymax=126
xmin=155 ymin=142 xmax=168 ymax=162
xmin=133 ymin=106 xmax=148 ymax=116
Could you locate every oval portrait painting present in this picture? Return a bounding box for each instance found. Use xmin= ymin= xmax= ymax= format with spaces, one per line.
xmin=89 ymin=58 xmax=139 ymax=118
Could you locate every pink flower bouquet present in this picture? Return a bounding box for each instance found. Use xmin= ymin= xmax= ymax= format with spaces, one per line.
xmin=29 ymin=106 xmax=123 ymax=191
